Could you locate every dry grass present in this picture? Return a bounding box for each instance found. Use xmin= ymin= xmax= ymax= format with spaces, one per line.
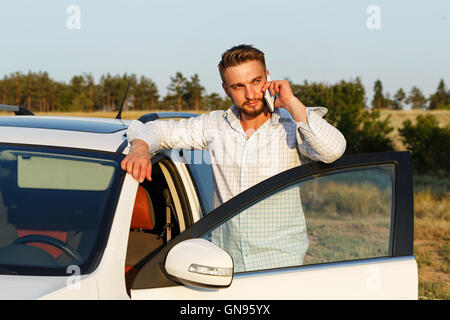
xmin=414 ymin=189 xmax=450 ymax=300
xmin=379 ymin=109 xmax=450 ymax=151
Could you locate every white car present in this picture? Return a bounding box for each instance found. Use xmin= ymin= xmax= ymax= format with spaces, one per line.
xmin=0 ymin=105 xmax=418 ymax=300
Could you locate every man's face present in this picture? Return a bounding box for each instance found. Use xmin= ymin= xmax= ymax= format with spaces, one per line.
xmin=222 ymin=60 xmax=269 ymax=117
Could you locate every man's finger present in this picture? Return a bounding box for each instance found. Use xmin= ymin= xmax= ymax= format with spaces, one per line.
xmin=127 ymin=158 xmax=138 ymax=180
xmin=126 ymin=157 xmax=134 ymax=175
xmin=274 ymin=81 xmax=282 ymax=95
xmin=269 ymin=81 xmax=277 ymax=95
xmin=132 ymin=159 xmax=143 ymax=181
xmin=261 ymin=81 xmax=271 ymax=92
xmin=139 ymin=161 xmax=147 ymax=183
xmin=138 ymin=158 xmax=149 ymax=183
xmin=146 ymin=162 xmax=152 ymax=181
xmin=121 ymin=156 xmax=129 ymax=171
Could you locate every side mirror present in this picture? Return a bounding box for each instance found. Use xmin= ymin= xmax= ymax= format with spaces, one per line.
xmin=165 ymin=239 xmax=233 ymax=288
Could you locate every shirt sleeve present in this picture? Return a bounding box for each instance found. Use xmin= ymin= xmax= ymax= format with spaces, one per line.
xmin=295 ymin=107 xmax=347 ymax=163
xmin=126 ymin=114 xmax=210 ymax=153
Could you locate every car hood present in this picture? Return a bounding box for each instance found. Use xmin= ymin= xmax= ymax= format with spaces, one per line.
xmin=0 ymin=274 xmax=99 ymax=300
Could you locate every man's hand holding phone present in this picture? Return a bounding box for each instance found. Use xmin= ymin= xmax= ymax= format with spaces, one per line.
xmin=261 ymin=77 xmax=308 ymax=123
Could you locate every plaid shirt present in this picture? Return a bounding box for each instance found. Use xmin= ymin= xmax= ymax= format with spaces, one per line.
xmin=126 ymin=106 xmax=346 ymax=272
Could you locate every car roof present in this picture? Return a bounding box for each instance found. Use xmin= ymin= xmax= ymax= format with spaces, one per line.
xmin=0 ymin=116 xmax=131 ymax=153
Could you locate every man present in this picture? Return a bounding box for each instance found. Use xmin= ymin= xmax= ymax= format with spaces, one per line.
xmin=122 ymin=44 xmax=346 ymax=272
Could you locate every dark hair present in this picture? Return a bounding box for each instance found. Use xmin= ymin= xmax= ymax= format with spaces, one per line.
xmin=218 ymin=44 xmax=266 ymax=81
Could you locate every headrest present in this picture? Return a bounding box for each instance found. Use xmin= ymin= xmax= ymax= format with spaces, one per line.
xmin=130 ymin=186 xmax=155 ymax=230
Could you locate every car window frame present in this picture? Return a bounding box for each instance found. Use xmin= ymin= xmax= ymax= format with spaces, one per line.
xmin=182 ymin=149 xmax=214 ymax=216
xmin=131 ymin=151 xmax=414 ymax=290
xmin=151 ymin=151 xmax=195 ymax=228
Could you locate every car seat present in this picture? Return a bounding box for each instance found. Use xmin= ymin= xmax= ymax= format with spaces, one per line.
xmin=125 ymin=186 xmax=164 ymax=291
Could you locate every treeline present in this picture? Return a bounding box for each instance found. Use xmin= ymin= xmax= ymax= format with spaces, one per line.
xmin=0 ymin=71 xmax=231 ymax=113
xmin=1 ymin=71 xmax=448 ymax=175
xmin=371 ymin=79 xmax=450 ymax=110
xmin=1 ymin=71 xmax=448 ymax=113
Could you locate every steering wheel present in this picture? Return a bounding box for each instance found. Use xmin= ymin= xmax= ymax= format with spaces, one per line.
xmin=12 ymin=234 xmax=83 ymax=263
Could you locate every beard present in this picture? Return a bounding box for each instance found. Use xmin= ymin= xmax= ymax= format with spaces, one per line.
xmin=235 ymin=98 xmax=269 ymax=118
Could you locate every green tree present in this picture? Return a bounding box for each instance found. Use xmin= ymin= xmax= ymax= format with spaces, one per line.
xmin=24 ymin=72 xmax=34 ymax=110
xmin=82 ymin=73 xmax=96 ymax=112
xmin=371 ymin=79 xmax=388 ymax=109
xmin=67 ymin=75 xmax=85 ymax=111
xmin=70 ymin=92 xmax=93 ymax=111
xmin=203 ymin=93 xmax=232 ymax=111
xmin=0 ymin=75 xmax=8 ymax=104
xmin=167 ymin=72 xmax=187 ymax=112
xmin=184 ymin=74 xmax=205 ymax=112
xmin=100 ymin=73 xmax=113 ymax=111
xmin=399 ymin=115 xmax=450 ymax=174
xmin=114 ymin=73 xmax=135 ymax=113
xmin=428 ymin=79 xmax=450 ymax=110
xmin=291 ymin=78 xmax=393 ymax=154
xmin=134 ymin=76 xmax=159 ymax=110
xmin=55 ymin=82 xmax=73 ymax=111
xmin=390 ymin=88 xmax=406 ymax=110
xmin=38 ymin=71 xmax=50 ymax=112
xmin=406 ymin=86 xmax=426 ymax=110
xmin=47 ymin=78 xmax=57 ymax=112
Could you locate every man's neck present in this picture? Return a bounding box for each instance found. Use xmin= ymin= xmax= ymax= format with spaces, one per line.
xmin=239 ymin=110 xmax=271 ymax=138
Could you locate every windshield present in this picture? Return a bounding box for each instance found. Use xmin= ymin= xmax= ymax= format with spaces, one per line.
xmin=0 ymin=144 xmax=124 ymax=276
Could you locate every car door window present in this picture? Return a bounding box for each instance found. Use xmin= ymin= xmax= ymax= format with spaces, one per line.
xmin=202 ymin=164 xmax=395 ymax=273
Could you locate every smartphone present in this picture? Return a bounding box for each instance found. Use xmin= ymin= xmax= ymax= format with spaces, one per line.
xmin=264 ymin=75 xmax=276 ymax=112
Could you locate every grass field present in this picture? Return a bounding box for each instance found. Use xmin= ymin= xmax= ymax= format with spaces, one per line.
xmin=2 ymin=108 xmax=449 ymax=299
xmin=413 ymin=176 xmax=450 ymax=300
xmin=377 ymin=111 xmax=449 ymax=300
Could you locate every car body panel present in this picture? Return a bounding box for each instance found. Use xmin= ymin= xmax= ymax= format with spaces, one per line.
xmin=0 ymin=274 xmax=99 ymax=300
xmin=0 ymin=116 xmax=129 ymax=133
xmin=91 ymin=174 xmax=138 ymax=299
xmin=131 ymin=256 xmax=417 ymax=300
xmin=0 ymin=116 xmax=128 ymax=153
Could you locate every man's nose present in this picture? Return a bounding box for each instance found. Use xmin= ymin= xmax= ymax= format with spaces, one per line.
xmin=245 ymin=85 xmax=256 ymax=100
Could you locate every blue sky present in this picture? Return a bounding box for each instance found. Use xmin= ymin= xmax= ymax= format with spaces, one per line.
xmin=0 ymin=0 xmax=449 ymax=106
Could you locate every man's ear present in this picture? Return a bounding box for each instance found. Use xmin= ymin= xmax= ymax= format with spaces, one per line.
xmin=222 ymin=82 xmax=231 ymax=98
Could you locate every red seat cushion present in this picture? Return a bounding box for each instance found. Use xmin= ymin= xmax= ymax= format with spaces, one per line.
xmin=130 ymin=186 xmax=155 ymax=230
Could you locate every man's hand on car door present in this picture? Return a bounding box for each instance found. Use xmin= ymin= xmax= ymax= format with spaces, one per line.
xmin=121 ymin=139 xmax=152 ymax=183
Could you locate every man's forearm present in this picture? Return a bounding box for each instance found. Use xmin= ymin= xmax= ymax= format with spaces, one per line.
xmin=126 ymin=116 xmax=208 ymax=153
xmin=284 ymin=96 xmax=308 ymax=123
xmin=295 ymin=107 xmax=346 ymax=163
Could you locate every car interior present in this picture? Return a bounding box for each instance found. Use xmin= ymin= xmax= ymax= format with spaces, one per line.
xmin=124 ymin=158 xmax=185 ymax=295
xmin=0 ymin=151 xmax=115 ymax=269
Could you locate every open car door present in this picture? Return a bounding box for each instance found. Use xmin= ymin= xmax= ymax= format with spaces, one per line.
xmin=130 ymin=151 xmax=417 ymax=300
